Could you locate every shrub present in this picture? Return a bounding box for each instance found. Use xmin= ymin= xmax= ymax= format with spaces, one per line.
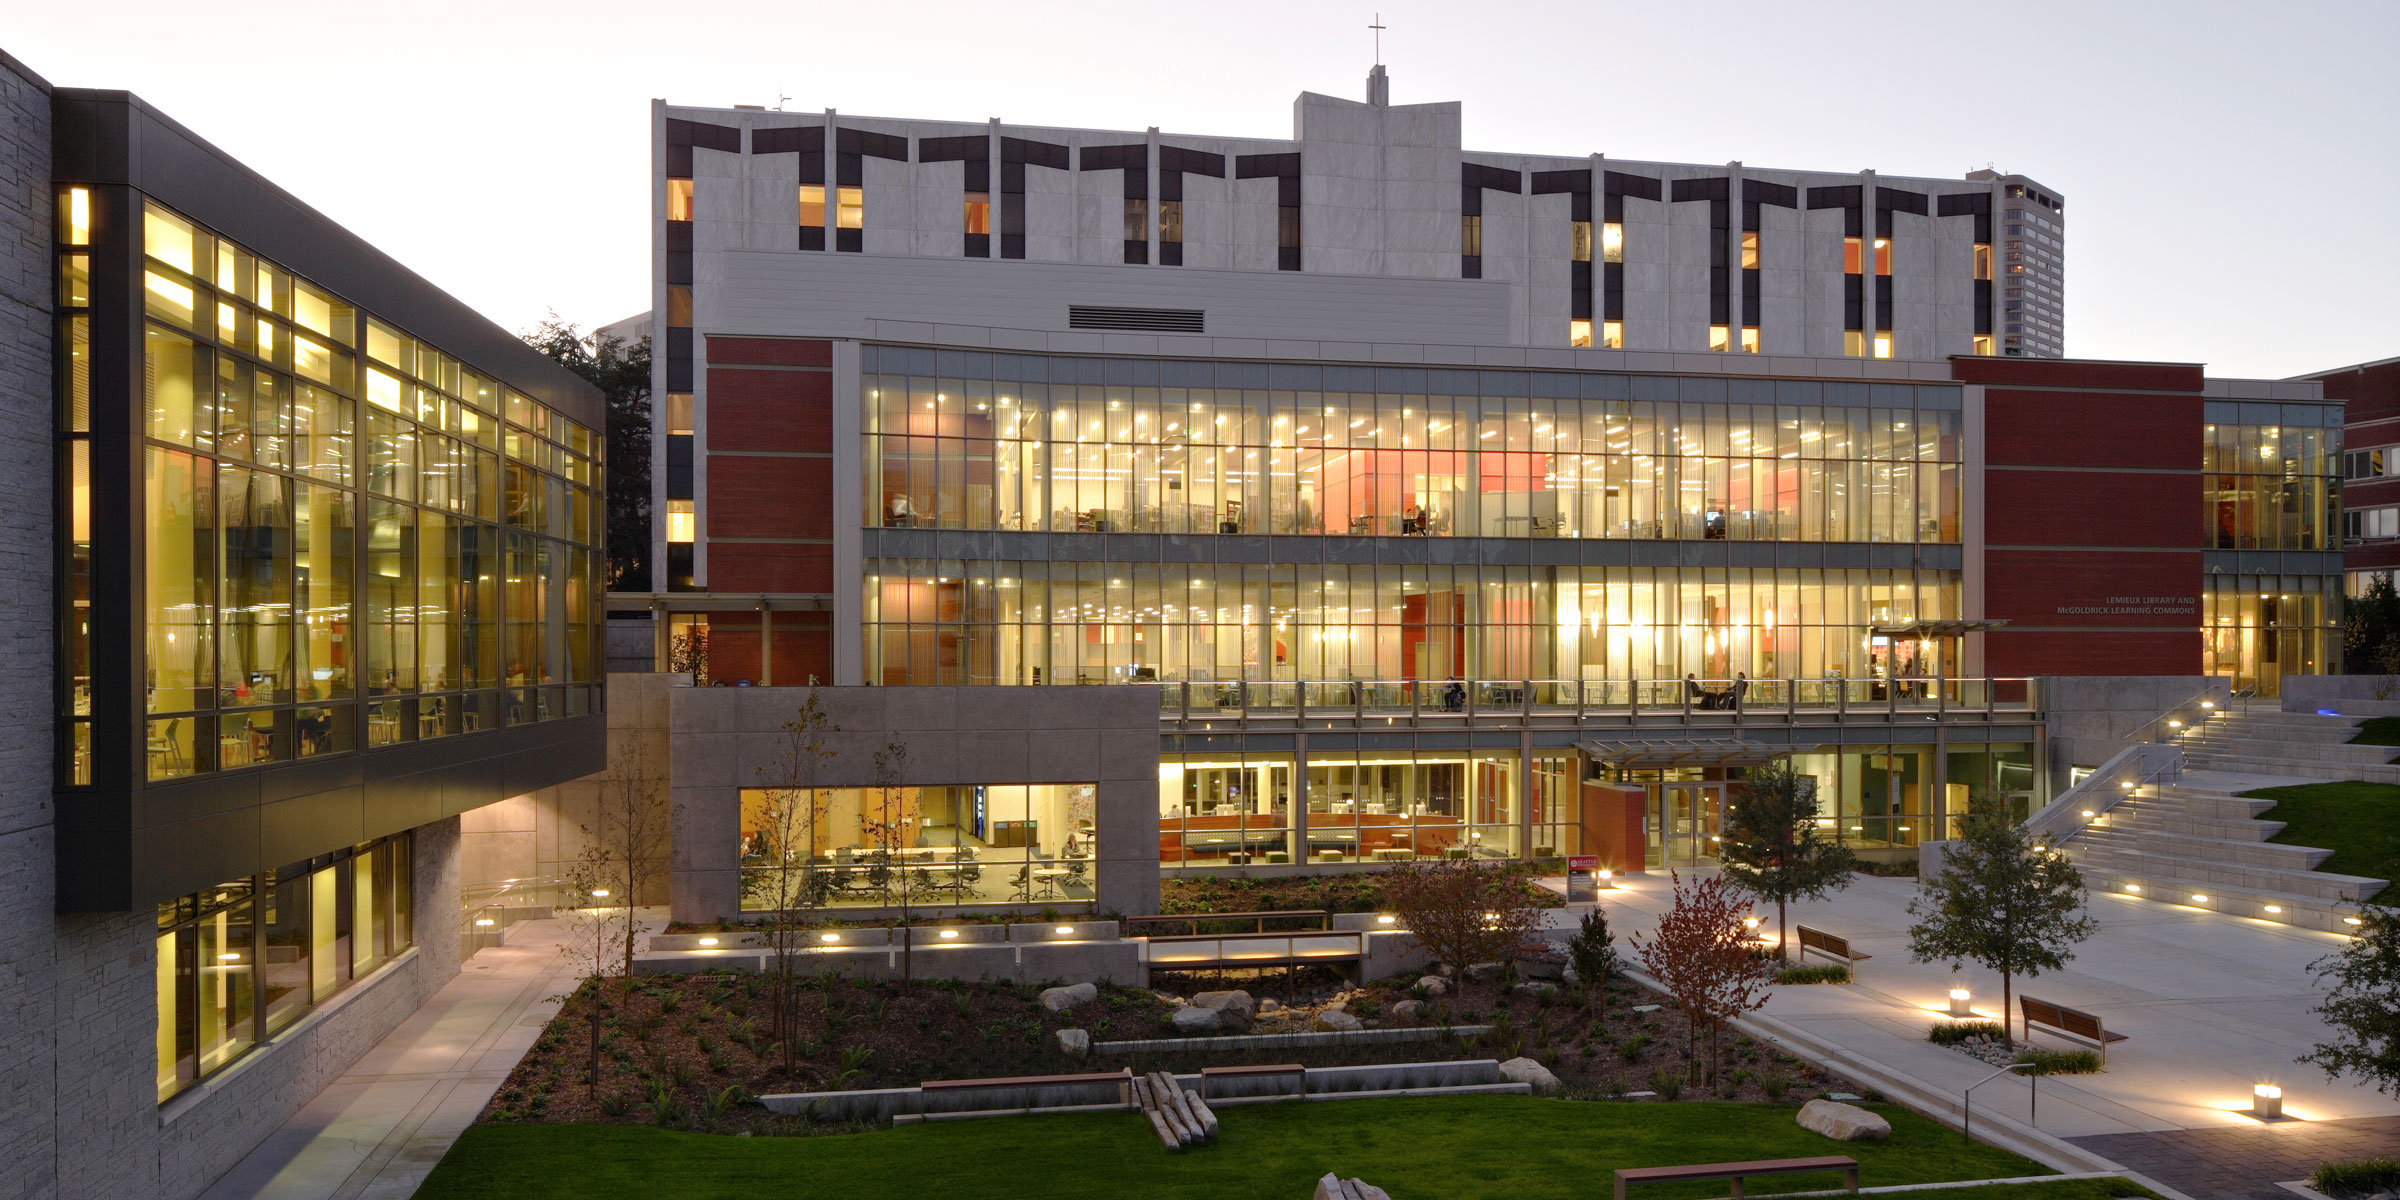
xmin=1927 ymin=1020 xmax=2007 ymax=1046
xmin=2313 ymin=1158 xmax=2400 ymax=1198
xmin=1760 ymin=1071 xmax=1793 ymax=1100
xmin=1774 ymin=963 xmax=1851 ymax=985
xmin=1648 ymin=1066 xmax=1683 ymax=1100
xmin=2011 ymin=1048 xmax=2103 ymax=1075
xmin=1619 ymin=1032 xmax=1650 ymax=1063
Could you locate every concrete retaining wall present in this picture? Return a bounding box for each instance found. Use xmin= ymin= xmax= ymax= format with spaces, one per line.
xmin=634 ymin=936 xmax=1146 ymax=985
xmin=1093 ymin=1024 xmax=1489 ymax=1055
xmin=2283 ymin=676 xmax=2400 ymax=713
xmin=762 ymin=1059 xmax=1508 ymax=1121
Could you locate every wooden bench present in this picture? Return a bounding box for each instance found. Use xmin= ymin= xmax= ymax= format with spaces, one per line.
xmin=1199 ymin=1062 xmax=1306 ymax=1100
xmin=2020 ymin=996 xmax=2128 ymax=1064
xmin=1614 ymin=1155 xmax=1858 ymax=1199
xmin=1795 ymin=925 xmax=1871 ymax=972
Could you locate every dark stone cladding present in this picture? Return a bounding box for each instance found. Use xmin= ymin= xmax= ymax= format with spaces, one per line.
xmin=2203 ymin=549 xmax=2344 ymax=578
xmin=49 ymin=89 xmax=602 ymax=429
xmin=864 ymin=529 xmax=1962 ymax=573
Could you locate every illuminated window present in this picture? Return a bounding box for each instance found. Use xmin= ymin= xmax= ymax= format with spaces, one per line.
xmin=836 ymin=187 xmax=863 ymax=230
xmin=666 ymin=393 xmax=695 ymax=437
xmin=1844 ymin=330 xmax=1866 ymax=357
xmin=1973 ymin=243 xmax=1994 ymax=280
xmin=1159 ymin=200 xmax=1183 ymax=244
xmin=798 ymin=185 xmax=826 ymax=227
xmin=1972 ymin=334 xmax=1995 ymax=356
xmin=965 ymin=192 xmax=991 ymax=235
xmin=1601 ymin=223 xmax=1624 ymax=263
xmin=1843 ymin=236 xmax=1862 ymax=274
xmin=667 ymin=178 xmax=694 ymax=222
xmin=1740 ymin=327 xmax=1760 ymax=354
xmin=1601 ymin=321 xmax=1623 ymax=349
xmin=667 ymin=499 xmax=695 ymax=543
xmin=1873 ymin=238 xmax=1892 ymax=276
xmin=1740 ymin=231 xmax=1759 ymax=269
xmin=1124 ymin=198 xmax=1146 ymax=244
xmin=1461 ymin=214 xmax=1483 ymax=258
xmin=1569 ymin=319 xmax=1592 ymax=348
xmin=63 ymin=187 xmax=90 ymax=245
xmin=1873 ymin=333 xmax=1894 ymax=359
xmin=1709 ymin=325 xmax=1730 ymax=352
xmin=1570 ymin=221 xmax=1592 ymax=262
xmin=666 ymin=285 xmax=692 ymax=326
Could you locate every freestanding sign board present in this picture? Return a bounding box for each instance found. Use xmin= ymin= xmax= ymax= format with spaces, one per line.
xmin=1565 ymin=855 xmax=1599 ymax=904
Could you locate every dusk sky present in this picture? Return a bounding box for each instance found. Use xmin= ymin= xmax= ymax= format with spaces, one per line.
xmin=12 ymin=0 xmax=2394 ymax=379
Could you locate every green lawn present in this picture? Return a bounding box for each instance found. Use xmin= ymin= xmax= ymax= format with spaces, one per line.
xmin=415 ymin=1096 xmax=2078 ymax=1200
xmin=2347 ymin=717 xmax=2400 ymax=748
xmin=2246 ymin=781 xmax=2400 ymax=905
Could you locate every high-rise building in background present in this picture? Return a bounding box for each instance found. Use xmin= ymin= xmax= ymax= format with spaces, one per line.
xmin=1969 ymin=169 xmax=2067 ymax=357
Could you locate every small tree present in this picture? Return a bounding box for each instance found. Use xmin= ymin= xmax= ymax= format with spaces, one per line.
xmin=1632 ymin=872 xmax=1772 ymax=1086
xmin=861 ymin=741 xmax=916 ymax=988
xmin=1567 ymin=907 xmax=1620 ymax=1018
xmin=751 ymin=691 xmax=840 ymax=1075
xmin=1907 ymin=808 xmax=2097 ymax=1047
xmin=2299 ymin=908 xmax=2400 ymax=1096
xmin=586 ymin=741 xmax=670 ymax=977
xmin=1718 ymin=760 xmax=1855 ymax=961
xmin=558 ymin=850 xmax=632 ymax=1096
xmin=1382 ymin=860 xmax=1546 ymax=975
xmin=670 ymin=626 xmax=709 ymax=683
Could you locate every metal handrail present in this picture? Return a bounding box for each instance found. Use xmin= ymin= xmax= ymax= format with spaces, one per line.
xmin=1963 ymin=1061 xmax=2036 ymax=1145
xmin=1124 ymin=909 xmax=1332 ymax=936
xmin=1161 ymin=676 xmax=2044 ymax=723
xmin=2023 ymin=742 xmax=2182 ymax=846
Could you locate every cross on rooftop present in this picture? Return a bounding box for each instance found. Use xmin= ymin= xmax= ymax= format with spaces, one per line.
xmin=1370 ymin=14 xmax=1387 ymax=65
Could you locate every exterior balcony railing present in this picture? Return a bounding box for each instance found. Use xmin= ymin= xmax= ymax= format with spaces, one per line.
xmin=1159 ymin=676 xmax=2042 ymax=728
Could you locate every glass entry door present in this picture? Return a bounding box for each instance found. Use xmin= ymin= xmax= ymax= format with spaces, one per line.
xmin=1658 ymin=782 xmax=1725 ymax=868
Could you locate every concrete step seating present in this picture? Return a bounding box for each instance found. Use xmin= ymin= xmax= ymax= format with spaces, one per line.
xmin=2172 ymin=710 xmax=2400 ymax=784
xmin=2060 ymin=777 xmax=2385 ymax=932
xmin=2179 ymin=733 xmax=2394 ymax=765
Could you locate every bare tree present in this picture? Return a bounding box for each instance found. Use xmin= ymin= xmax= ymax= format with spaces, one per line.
xmin=1381 ymin=860 xmax=1547 ymax=975
xmin=559 ymin=850 xmax=632 ymax=1096
xmin=1632 ymin=871 xmax=1773 ymax=1086
xmin=750 ymin=691 xmax=840 ymax=1075
xmin=861 ymin=741 xmax=916 ymax=988
xmin=584 ymin=740 xmax=671 ymax=977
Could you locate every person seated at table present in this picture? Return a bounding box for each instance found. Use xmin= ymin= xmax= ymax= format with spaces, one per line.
xmin=1443 ymin=679 xmax=1465 ymax=712
xmin=1400 ymin=502 xmax=1422 ymax=535
xmin=1685 ymin=673 xmax=1708 ymax=707
xmin=887 ymin=493 xmax=915 ymax=526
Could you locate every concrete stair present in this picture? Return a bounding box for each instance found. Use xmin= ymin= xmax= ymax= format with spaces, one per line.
xmin=2059 ymin=780 xmax=2383 ymax=933
xmin=2174 ymin=709 xmax=2400 ymax=784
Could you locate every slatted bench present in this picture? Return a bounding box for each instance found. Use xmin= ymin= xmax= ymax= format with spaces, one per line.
xmin=1614 ymin=1155 xmax=1858 ymax=1199
xmin=1795 ymin=924 xmax=1871 ymax=973
xmin=1199 ymin=1062 xmax=1306 ymax=1100
xmin=2020 ymin=996 xmax=2128 ymax=1064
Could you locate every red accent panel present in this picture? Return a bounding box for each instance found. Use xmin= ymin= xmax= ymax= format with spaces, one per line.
xmin=1985 ymin=630 xmax=2201 ymax=678
xmin=2306 ymin=358 xmax=2400 ymax=424
xmin=707 ymin=368 xmax=833 ymax=452
xmin=707 ymin=456 xmax=833 ymax=538
xmin=1984 ymin=389 xmax=2202 ymax=471
xmin=708 ymin=631 xmax=763 ymax=685
xmin=708 ymin=543 xmax=833 ymax=594
xmin=706 ymin=336 xmax=832 ymax=367
xmin=1984 ymin=550 xmax=2199 ymax=630
xmin=1952 ymin=357 xmax=2205 ymax=393
xmin=1579 ymin=783 xmax=1648 ymax=876
xmin=1985 ymin=469 xmax=2200 ymax=548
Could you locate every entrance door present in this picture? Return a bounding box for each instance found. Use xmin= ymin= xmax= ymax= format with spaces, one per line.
xmin=1658 ymin=783 xmax=1725 ymax=867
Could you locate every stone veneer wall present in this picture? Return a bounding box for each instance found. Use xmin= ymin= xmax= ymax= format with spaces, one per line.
xmin=666 ymin=684 xmax=1162 ymax=922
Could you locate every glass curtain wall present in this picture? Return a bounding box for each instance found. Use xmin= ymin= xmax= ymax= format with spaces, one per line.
xmin=106 ymin=199 xmax=603 ymax=783
xmin=862 ymin=349 xmax=1963 ymax=545
xmin=737 ymin=784 xmax=1096 ymax=909
xmin=2202 ymin=574 xmax=2340 ymax=697
xmin=156 ymin=834 xmax=412 ymax=1102
xmin=864 ymin=560 xmax=1958 ymax=688
xmin=2205 ymin=402 xmax=2341 ymax=551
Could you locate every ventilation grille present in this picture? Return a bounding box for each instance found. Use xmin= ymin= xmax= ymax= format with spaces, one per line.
xmin=1068 ymin=305 xmax=1205 ymax=333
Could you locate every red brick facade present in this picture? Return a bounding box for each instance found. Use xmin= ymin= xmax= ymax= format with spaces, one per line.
xmin=698 ymin=335 xmax=836 ymax=684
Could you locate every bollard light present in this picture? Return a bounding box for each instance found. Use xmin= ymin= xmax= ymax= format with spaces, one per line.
xmin=819 ymin=932 xmax=840 ymax=943
xmin=698 ymin=936 xmax=719 ymax=947
xmin=474 ymin=917 xmax=496 ymax=927
xmin=938 ymin=929 xmax=959 ymax=939
xmin=2252 ymin=1083 xmax=2283 ymax=1119
xmin=1598 ymin=869 xmax=1615 ymax=887
xmin=1948 ymin=987 xmax=1972 ymax=1018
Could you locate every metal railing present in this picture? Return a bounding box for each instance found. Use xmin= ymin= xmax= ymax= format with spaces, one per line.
xmin=1962 ymin=1061 xmax=2037 ymax=1145
xmin=1159 ymin=676 xmax=2043 ymax=726
xmin=2023 ymin=742 xmax=2183 ymax=847
xmin=460 ymin=873 xmax=568 ymax=955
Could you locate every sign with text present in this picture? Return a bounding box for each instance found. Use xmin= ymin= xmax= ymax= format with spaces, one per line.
xmin=1566 ymin=855 xmax=1599 ymax=904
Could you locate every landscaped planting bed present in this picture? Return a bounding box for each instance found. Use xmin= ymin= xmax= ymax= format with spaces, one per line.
xmin=1157 ymin=864 xmax=1564 ymax=916
xmin=477 ymin=963 xmax=1860 ymax=1133
xmin=424 ymin=1095 xmax=2132 ymax=1200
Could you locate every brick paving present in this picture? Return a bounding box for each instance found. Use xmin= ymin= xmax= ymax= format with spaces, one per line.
xmin=2071 ymin=1116 xmax=2400 ymax=1200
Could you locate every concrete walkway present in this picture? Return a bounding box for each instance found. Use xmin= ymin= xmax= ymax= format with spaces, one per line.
xmin=1583 ymin=869 xmax=2400 ymax=1189
xmin=197 ymin=913 xmax=649 ymax=1200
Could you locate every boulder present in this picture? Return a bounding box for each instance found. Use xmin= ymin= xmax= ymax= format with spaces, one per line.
xmin=1055 ymin=1028 xmax=1090 ymax=1056
xmin=1258 ymin=997 xmax=1281 ymax=1014
xmin=1171 ymin=1004 xmax=1225 ymax=1034
xmin=1415 ymin=976 xmax=1450 ymax=998
xmin=1310 ymin=1009 xmax=1364 ymax=1032
xmin=1313 ymin=1176 xmax=1393 ymax=1200
xmin=1038 ymin=982 xmax=1098 ymax=1012
xmin=1795 ymin=1099 xmax=1892 ymax=1142
xmin=1497 ymin=1056 xmax=1562 ymax=1094
xmin=1389 ymin=999 xmax=1423 ymax=1023
xmin=1465 ymin=961 xmax=1505 ymax=982
xmin=1192 ymin=989 xmax=1256 ymax=1021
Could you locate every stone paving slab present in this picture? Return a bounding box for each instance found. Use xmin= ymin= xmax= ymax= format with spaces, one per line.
xmin=2070 ymin=1115 xmax=2400 ymax=1200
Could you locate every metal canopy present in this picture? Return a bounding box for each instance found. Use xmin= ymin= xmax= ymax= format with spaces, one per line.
xmin=1870 ymin=618 xmax=2011 ymax=639
xmin=1578 ymin=738 xmax=1793 ymax=770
